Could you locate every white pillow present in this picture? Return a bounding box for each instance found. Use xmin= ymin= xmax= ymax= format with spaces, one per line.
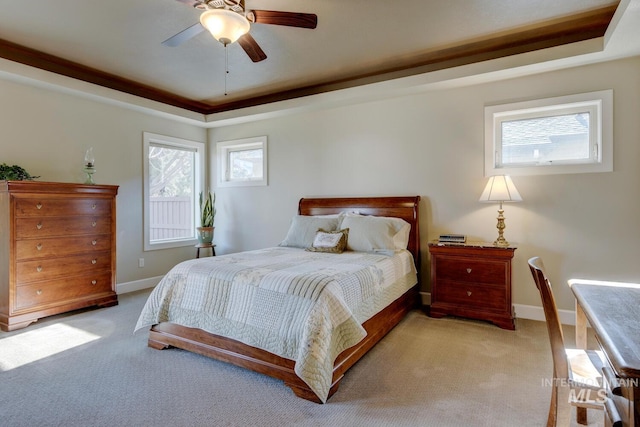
xmin=340 ymin=215 xmax=411 ymax=252
xmin=279 ymin=215 xmax=342 ymax=248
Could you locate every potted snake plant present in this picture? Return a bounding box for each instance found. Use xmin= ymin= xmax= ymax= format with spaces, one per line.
xmin=197 ymin=190 xmax=215 ymax=244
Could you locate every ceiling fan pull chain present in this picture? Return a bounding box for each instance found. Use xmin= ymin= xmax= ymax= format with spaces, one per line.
xmin=224 ymin=43 xmax=229 ymax=96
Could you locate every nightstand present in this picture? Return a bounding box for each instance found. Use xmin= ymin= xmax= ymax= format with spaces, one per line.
xmin=428 ymin=242 xmax=516 ymax=330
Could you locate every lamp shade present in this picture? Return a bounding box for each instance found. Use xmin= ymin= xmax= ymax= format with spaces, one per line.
xmin=200 ymin=9 xmax=250 ymax=45
xmin=479 ymin=175 xmax=522 ymax=203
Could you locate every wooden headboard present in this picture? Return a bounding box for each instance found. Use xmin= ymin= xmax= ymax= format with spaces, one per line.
xmin=298 ymin=196 xmax=421 ymax=268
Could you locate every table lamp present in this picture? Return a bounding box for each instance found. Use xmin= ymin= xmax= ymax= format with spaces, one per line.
xmin=479 ymin=175 xmax=522 ymax=247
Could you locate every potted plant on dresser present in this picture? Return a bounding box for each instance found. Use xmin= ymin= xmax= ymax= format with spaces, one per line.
xmin=197 ymin=190 xmax=215 ymax=244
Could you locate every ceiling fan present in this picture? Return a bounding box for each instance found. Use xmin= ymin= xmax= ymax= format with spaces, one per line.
xmin=163 ymin=0 xmax=318 ymax=63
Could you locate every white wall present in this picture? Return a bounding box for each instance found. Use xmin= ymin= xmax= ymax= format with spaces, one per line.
xmin=210 ymin=56 xmax=640 ymax=311
xmin=2 ymin=56 xmax=638 ymax=312
xmin=0 ymin=78 xmax=206 ymax=287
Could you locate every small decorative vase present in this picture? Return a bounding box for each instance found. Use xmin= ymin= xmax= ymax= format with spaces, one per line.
xmin=196 ymin=226 xmax=214 ymax=244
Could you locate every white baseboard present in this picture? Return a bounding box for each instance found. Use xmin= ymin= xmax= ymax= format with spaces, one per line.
xmin=116 ymin=275 xmax=163 ymax=294
xmin=419 ymin=292 xmax=577 ymax=326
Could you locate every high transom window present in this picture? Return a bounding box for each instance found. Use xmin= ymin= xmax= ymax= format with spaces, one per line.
xmin=485 ymin=90 xmax=613 ymax=176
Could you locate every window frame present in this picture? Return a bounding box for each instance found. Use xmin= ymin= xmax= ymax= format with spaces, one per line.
xmin=217 ymin=136 xmax=268 ymax=187
xmin=143 ymin=132 xmax=205 ymax=251
xmin=484 ymin=90 xmax=613 ymax=176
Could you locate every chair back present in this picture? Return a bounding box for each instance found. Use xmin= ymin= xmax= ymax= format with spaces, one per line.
xmin=528 ymin=257 xmax=569 ymax=380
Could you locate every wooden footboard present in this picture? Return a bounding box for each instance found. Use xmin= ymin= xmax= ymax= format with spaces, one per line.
xmin=149 ymin=284 xmax=418 ymax=403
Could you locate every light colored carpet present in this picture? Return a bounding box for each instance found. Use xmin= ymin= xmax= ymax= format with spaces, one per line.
xmin=0 ymin=289 xmax=603 ymax=426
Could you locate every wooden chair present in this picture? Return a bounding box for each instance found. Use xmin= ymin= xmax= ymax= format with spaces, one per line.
xmin=528 ymin=257 xmax=605 ymax=427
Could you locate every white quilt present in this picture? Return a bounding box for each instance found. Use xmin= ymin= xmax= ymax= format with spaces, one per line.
xmin=135 ymin=246 xmax=417 ymax=402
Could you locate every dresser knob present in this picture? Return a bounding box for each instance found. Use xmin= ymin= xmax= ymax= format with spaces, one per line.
xmin=92 ymin=221 xmax=97 ymax=227
xmin=91 ymin=280 xmax=97 ymax=285
xmin=36 ymin=203 xmax=42 ymax=210
xmin=92 ymin=204 xmax=97 ymax=210
xmin=467 ymin=291 xmax=472 ymax=297
xmin=36 ymin=289 xmax=43 ymax=295
xmin=36 ymin=222 xmax=43 ymax=230
xmin=36 ymin=243 xmax=43 ymax=250
xmin=91 ymin=259 xmax=97 ymax=264
xmin=466 ymin=268 xmax=472 ymax=274
xmin=36 ymin=266 xmax=42 ymax=272
xmin=92 ymin=240 xmax=97 ymax=246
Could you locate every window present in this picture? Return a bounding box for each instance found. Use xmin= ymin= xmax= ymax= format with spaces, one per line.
xmin=143 ymin=132 xmax=205 ymax=251
xmin=217 ymin=136 xmax=267 ymax=187
xmin=484 ymin=90 xmax=613 ymax=176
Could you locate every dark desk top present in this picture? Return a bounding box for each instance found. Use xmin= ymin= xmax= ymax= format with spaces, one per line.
xmin=569 ymin=280 xmax=640 ymax=378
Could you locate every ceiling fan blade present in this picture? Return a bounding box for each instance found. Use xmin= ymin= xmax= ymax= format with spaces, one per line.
xmin=162 ymin=22 xmax=205 ymax=47
xmin=237 ymin=33 xmax=267 ymax=62
xmin=174 ymin=0 xmax=202 ymax=6
xmin=250 ymin=10 xmax=317 ymax=29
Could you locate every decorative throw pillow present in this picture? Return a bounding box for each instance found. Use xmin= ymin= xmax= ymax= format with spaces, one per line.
xmin=279 ymin=215 xmax=342 ymax=248
xmin=306 ymin=228 xmax=349 ymax=253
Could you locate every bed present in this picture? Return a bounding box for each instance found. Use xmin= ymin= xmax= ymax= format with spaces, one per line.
xmin=136 ymin=196 xmax=421 ymax=403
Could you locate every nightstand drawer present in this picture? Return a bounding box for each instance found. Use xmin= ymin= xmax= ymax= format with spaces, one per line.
xmin=436 ymin=281 xmax=507 ymax=311
xmin=435 ymin=258 xmax=506 ymax=285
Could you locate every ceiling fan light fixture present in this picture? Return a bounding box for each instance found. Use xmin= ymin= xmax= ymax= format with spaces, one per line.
xmin=200 ymin=9 xmax=250 ymax=45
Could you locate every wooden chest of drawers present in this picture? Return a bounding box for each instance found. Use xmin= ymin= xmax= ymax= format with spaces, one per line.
xmin=0 ymin=181 xmax=119 ymax=331
xmin=428 ymin=242 xmax=516 ymax=330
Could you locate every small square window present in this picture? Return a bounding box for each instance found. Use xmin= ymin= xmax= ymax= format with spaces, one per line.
xmin=217 ymin=136 xmax=268 ymax=187
xmin=485 ymin=90 xmax=613 ymax=176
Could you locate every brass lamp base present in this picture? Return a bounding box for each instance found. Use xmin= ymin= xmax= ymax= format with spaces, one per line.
xmin=493 ymin=205 xmax=510 ymax=247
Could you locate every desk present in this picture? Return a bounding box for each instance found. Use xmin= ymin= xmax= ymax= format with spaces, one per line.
xmin=569 ymin=279 xmax=640 ymax=427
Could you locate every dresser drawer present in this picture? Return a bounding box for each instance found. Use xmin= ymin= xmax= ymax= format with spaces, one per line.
xmin=16 ymin=251 xmax=111 ymax=284
xmin=15 ymin=216 xmax=111 ymax=238
xmin=435 ymin=257 xmax=507 ymax=285
xmin=15 ymin=234 xmax=111 ymax=260
xmin=13 ymin=197 xmax=111 ymax=217
xmin=15 ymin=272 xmax=113 ymax=311
xmin=435 ymin=280 xmax=507 ymax=311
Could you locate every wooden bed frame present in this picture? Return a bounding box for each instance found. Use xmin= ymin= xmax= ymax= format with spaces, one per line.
xmin=147 ymin=196 xmax=421 ymax=403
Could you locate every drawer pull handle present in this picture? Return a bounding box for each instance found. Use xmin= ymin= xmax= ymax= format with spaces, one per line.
xmin=36 ymin=243 xmax=42 ymax=251
xmin=466 ymin=268 xmax=472 ymax=274
xmin=36 ymin=203 xmax=42 ymax=210
xmin=467 ymin=291 xmax=472 ymax=297
xmin=92 ymin=221 xmax=97 ymax=227
xmin=36 ymin=222 xmax=43 ymax=230
xmin=92 ymin=240 xmax=97 ymax=246
xmin=36 ymin=266 xmax=42 ymax=272
xmin=91 ymin=280 xmax=97 ymax=285
xmin=36 ymin=289 xmax=42 ymax=295
xmin=92 ymin=204 xmax=97 ymax=210
xmin=91 ymin=259 xmax=97 ymax=265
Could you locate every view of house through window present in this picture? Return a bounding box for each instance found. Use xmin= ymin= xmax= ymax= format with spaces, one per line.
xmin=143 ymin=133 xmax=204 ymax=250
xmin=484 ymin=90 xmax=612 ymax=176
xmin=500 ymin=112 xmax=591 ymax=165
